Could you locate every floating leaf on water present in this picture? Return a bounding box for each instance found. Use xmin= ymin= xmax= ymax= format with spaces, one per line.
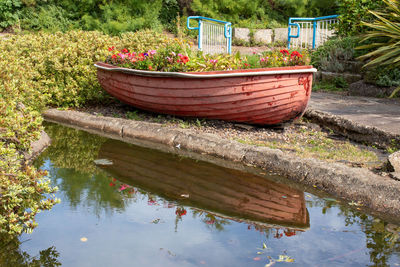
xmin=257 ymin=252 xmax=264 ymax=255
xmin=263 ymin=243 xmax=268 ymax=249
xmin=180 ymin=194 xmax=189 ymax=198
xmin=276 ymin=255 xmax=294 ymax=263
xmin=323 ymin=198 xmax=338 ymax=202
xmin=306 ymin=194 xmax=312 ymax=198
xmin=151 ymin=219 xmax=161 ymax=224
xmin=94 ymin=159 xmax=113 ymax=165
xmin=80 ymin=237 xmax=88 ymax=242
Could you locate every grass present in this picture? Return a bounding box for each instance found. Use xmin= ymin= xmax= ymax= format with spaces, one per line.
xmin=236 ymin=128 xmax=379 ymax=166
xmin=312 ymin=80 xmax=348 ymax=93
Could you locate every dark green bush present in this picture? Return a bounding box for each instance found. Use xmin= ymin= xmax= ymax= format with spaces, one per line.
xmin=311 ymin=37 xmax=358 ymax=72
xmin=0 ymin=0 xmax=22 ymax=30
xmin=0 ymin=0 xmax=339 ymax=34
xmin=336 ymin=0 xmax=386 ymax=37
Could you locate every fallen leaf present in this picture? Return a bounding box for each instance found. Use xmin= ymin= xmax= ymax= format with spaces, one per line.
xmin=323 ymin=198 xmax=338 ymax=202
xmin=94 ymin=159 xmax=113 ymax=165
xmin=276 ymin=255 xmax=294 ymax=263
xmin=253 ymin=257 xmax=261 ymax=261
xmin=80 ymin=237 xmax=88 ymax=242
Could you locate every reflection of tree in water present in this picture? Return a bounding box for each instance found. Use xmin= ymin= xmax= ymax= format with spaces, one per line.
xmin=307 ymin=196 xmax=400 ymax=267
xmin=0 ymin=234 xmax=61 ymax=267
xmin=339 ymin=209 xmax=400 ymax=267
xmin=50 ymin=168 xmax=135 ymax=217
xmin=191 ymin=209 xmax=231 ymax=231
xmin=37 ymin=123 xmax=135 ymax=217
xmin=37 ymin=122 xmax=107 ymax=173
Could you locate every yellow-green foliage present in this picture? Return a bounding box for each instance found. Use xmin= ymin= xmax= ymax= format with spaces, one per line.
xmin=0 ymin=30 xmax=174 ymax=109
xmin=0 ymin=29 xmax=174 ymax=237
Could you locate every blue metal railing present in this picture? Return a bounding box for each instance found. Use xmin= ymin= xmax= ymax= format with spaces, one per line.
xmin=288 ymin=15 xmax=339 ymax=49
xmin=187 ymin=16 xmax=232 ymax=54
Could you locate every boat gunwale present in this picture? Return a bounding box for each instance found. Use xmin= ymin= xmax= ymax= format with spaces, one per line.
xmin=95 ymin=62 xmax=317 ymax=79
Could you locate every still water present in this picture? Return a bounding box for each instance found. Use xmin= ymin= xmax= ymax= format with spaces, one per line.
xmin=3 ymin=123 xmax=400 ymax=266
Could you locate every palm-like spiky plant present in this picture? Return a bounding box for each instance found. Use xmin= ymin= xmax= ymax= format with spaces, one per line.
xmin=357 ymin=0 xmax=400 ymax=97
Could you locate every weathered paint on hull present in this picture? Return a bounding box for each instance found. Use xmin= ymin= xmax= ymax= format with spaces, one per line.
xmin=96 ymin=62 xmax=315 ymax=125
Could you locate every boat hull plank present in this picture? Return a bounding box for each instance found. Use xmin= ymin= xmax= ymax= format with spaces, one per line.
xmin=96 ymin=62 xmax=315 ymax=125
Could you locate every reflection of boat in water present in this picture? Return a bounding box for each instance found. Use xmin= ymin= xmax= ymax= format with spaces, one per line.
xmin=97 ymin=140 xmax=309 ymax=229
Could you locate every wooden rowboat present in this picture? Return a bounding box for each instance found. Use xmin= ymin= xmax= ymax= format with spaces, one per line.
xmin=95 ymin=62 xmax=317 ymax=125
xmin=97 ymin=140 xmax=310 ymax=229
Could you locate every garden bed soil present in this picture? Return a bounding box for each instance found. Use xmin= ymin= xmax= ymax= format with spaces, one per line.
xmin=42 ymin=106 xmax=400 ymax=221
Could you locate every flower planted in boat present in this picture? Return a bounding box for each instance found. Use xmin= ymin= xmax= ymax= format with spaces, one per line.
xmin=105 ymin=45 xmax=309 ymax=72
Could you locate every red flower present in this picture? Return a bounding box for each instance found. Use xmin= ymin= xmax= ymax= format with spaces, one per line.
xmin=121 ymin=48 xmax=129 ymax=53
xmin=280 ymin=49 xmax=290 ymax=55
xmin=108 ymin=46 xmax=115 ymax=51
xmin=284 ymin=230 xmax=297 ymax=237
xmin=148 ymin=65 xmax=153 ymax=70
xmin=181 ymin=55 xmax=189 ymax=63
xmin=177 ymin=55 xmax=189 ymax=64
xmin=175 ymin=208 xmax=187 ymax=216
xmin=290 ymin=51 xmax=302 ymax=58
xmin=109 ymin=182 xmax=115 ymax=186
xmin=111 ymin=54 xmax=117 ymax=59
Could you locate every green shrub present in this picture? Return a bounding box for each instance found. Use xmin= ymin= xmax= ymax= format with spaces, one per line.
xmin=0 ymin=97 xmax=58 ymax=236
xmin=0 ymin=0 xmax=339 ymax=34
xmin=311 ymin=37 xmax=358 ymax=72
xmin=357 ymin=0 xmax=400 ymax=97
xmin=0 ymin=29 xmax=176 ymax=238
xmin=0 ymin=0 xmax=22 ymax=31
xmin=336 ymin=0 xmax=386 ymax=37
xmin=20 ymin=4 xmax=76 ymax=32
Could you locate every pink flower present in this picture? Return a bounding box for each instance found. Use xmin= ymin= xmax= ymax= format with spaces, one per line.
xmin=118 ymin=53 xmax=127 ymax=60
xmin=209 ymin=59 xmax=218 ymax=64
xmin=119 ymin=184 xmax=129 ymax=191
xmin=148 ymin=50 xmax=157 ymax=55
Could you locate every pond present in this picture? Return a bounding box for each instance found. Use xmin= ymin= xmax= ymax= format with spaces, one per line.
xmin=2 ymin=123 xmax=400 ymax=267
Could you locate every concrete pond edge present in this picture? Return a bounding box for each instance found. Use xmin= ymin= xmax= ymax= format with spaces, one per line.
xmin=24 ymin=130 xmax=51 ymax=164
xmin=43 ymin=108 xmax=400 ymax=220
xmin=305 ymin=108 xmax=400 ymax=150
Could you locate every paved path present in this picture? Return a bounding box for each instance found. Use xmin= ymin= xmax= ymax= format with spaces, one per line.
xmin=309 ymin=92 xmax=400 ymax=135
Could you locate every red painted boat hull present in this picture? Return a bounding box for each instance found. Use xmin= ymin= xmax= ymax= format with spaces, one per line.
xmin=95 ymin=62 xmax=316 ymax=125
